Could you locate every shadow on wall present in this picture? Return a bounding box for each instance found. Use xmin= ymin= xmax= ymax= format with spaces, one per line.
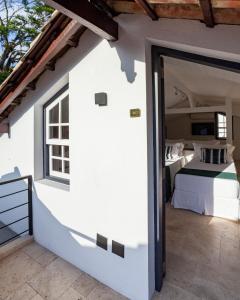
xmin=5 ymin=21 xmax=149 ymax=129
xmin=0 ymin=168 xmax=149 ymax=298
xmin=32 ymin=188 xmax=148 ymax=298
xmin=0 ymin=167 xmax=29 ymax=244
xmin=112 ymin=41 xmax=137 ymax=83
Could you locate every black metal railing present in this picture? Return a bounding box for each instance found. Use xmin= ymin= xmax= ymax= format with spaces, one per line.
xmin=0 ymin=175 xmax=33 ymax=246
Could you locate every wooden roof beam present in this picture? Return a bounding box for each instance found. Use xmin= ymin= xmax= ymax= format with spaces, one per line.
xmin=26 ymin=82 xmax=36 ymax=91
xmin=90 ymin=0 xmax=117 ymax=18
xmin=45 ymin=0 xmax=118 ymax=41
xmin=45 ymin=62 xmax=56 ymax=71
xmin=199 ymin=0 xmax=214 ymax=27
xmin=134 ymin=0 xmax=158 ymax=20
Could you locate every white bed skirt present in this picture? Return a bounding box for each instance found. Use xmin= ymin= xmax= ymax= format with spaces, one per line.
xmin=172 ymin=189 xmax=240 ymax=221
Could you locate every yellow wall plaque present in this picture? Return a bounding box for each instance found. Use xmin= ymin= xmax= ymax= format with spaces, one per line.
xmin=130 ymin=109 xmax=141 ymax=118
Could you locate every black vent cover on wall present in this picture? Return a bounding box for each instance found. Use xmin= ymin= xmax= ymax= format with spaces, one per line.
xmin=96 ymin=234 xmax=108 ymax=250
xmin=112 ymin=240 xmax=124 ymax=258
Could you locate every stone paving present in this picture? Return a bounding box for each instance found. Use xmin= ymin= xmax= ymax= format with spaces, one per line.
xmin=0 ymin=205 xmax=240 ymax=299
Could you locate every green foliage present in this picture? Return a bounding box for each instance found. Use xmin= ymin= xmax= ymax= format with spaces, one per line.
xmin=0 ymin=69 xmax=11 ymax=84
xmin=0 ymin=0 xmax=54 ymax=83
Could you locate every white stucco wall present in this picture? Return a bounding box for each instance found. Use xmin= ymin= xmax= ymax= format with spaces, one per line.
xmin=1 ymin=14 xmax=240 ymax=300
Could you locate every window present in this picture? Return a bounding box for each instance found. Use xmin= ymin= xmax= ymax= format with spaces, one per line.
xmin=215 ymin=112 xmax=227 ymax=140
xmin=44 ymin=87 xmax=70 ymax=182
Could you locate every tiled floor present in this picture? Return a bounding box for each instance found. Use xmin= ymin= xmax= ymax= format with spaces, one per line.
xmin=0 ymin=242 xmax=127 ymax=300
xmin=154 ymin=204 xmax=240 ymax=300
xmin=0 ymin=206 xmax=239 ymax=300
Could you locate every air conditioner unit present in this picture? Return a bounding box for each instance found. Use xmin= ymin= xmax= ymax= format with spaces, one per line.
xmin=190 ymin=113 xmax=214 ymax=120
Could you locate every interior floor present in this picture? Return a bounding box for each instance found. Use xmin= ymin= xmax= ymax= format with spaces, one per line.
xmin=154 ymin=204 xmax=240 ymax=300
xmin=0 ymin=241 xmax=127 ymax=300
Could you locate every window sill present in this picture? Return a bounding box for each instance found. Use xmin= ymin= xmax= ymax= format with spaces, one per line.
xmin=36 ymin=178 xmax=70 ymax=192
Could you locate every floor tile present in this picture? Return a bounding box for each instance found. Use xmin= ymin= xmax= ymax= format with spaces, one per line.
xmin=165 ymin=251 xmax=198 ymax=293
xmin=5 ymin=283 xmax=37 ymax=300
xmin=31 ymin=294 xmax=45 ymax=300
xmin=72 ymin=273 xmax=100 ymax=297
xmin=22 ymin=243 xmax=47 ymax=260
xmin=87 ymin=284 xmax=127 ymax=300
xmin=179 ymin=232 xmax=221 ymax=265
xmin=28 ymin=257 xmax=81 ymax=300
xmin=166 ymin=206 xmax=240 ymax=299
xmin=193 ymin=250 xmax=240 ymax=297
xmin=59 ymin=287 xmax=84 ymax=300
xmin=190 ymin=276 xmax=239 ymax=300
xmin=154 ymin=281 xmax=201 ymax=300
xmin=34 ymin=250 xmax=57 ymax=267
xmin=0 ymin=251 xmax=42 ymax=299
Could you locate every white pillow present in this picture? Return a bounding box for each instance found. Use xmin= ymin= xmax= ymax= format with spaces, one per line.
xmin=198 ymin=144 xmax=235 ymax=163
xmin=166 ymin=142 xmax=184 ymax=158
xmin=177 ymin=142 xmax=184 ymax=157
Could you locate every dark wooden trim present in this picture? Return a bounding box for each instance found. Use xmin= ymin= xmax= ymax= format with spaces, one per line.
xmin=0 ymin=20 xmax=81 ymax=116
xmin=45 ymin=0 xmax=118 ymax=41
xmin=26 ymin=82 xmax=36 ymax=91
xmin=199 ymin=0 xmax=214 ymax=27
xmin=135 ymin=0 xmax=158 ymax=20
xmin=151 ymin=48 xmax=165 ymax=292
xmin=0 ymin=123 xmax=9 ymax=134
xmin=90 ymin=0 xmax=117 ymax=18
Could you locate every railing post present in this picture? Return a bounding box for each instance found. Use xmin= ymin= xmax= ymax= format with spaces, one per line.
xmin=28 ymin=176 xmax=33 ymax=236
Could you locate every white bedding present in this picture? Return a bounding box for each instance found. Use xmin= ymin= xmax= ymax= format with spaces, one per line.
xmin=165 ymin=156 xmax=185 ymax=192
xmin=172 ymin=158 xmax=240 ymax=220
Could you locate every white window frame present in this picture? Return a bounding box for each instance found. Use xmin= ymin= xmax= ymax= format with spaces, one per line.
xmin=44 ymin=87 xmax=70 ymax=182
xmin=215 ymin=112 xmax=227 ymax=140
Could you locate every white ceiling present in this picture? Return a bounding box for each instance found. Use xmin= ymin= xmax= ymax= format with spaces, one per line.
xmin=164 ymin=56 xmax=240 ymax=108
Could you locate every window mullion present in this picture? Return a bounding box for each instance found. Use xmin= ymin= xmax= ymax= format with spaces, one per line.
xmin=45 ymin=90 xmax=69 ymax=181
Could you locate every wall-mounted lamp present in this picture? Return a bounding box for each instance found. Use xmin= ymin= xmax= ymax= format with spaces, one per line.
xmin=95 ymin=92 xmax=108 ymax=106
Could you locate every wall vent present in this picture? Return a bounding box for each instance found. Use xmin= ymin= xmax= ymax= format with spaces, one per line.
xmin=96 ymin=234 xmax=108 ymax=250
xmin=112 ymin=240 xmax=124 ymax=258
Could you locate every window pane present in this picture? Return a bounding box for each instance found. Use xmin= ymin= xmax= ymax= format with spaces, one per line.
xmin=49 ymin=104 xmax=59 ymax=124
xmin=219 ymin=132 xmax=226 ymax=138
xmin=61 ymin=96 xmax=69 ymax=123
xmin=64 ymin=146 xmax=69 ymax=158
xmin=61 ymin=126 xmax=69 ymax=139
xmin=219 ymin=129 xmax=226 ymax=134
xmin=52 ymin=145 xmax=62 ymax=157
xmin=49 ymin=126 xmax=59 ymax=139
xmin=218 ymin=128 xmax=227 ymax=138
xmin=218 ymin=115 xmax=223 ymax=122
xmin=218 ymin=122 xmax=226 ymax=127
xmin=218 ymin=114 xmax=226 ymax=124
xmin=52 ymin=159 xmax=62 ymax=172
xmin=64 ymin=161 xmax=70 ymax=174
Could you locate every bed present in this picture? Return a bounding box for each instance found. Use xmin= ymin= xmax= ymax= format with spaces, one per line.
xmin=172 ymin=158 xmax=240 ymax=220
xmin=165 ymin=156 xmax=185 ymax=202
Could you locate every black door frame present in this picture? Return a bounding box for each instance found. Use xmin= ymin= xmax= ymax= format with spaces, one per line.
xmin=151 ymin=45 xmax=240 ymax=292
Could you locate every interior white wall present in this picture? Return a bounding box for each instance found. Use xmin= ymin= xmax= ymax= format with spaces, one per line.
xmin=166 ymin=113 xmax=216 ymax=142
xmin=1 ymin=14 xmax=240 ymax=300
